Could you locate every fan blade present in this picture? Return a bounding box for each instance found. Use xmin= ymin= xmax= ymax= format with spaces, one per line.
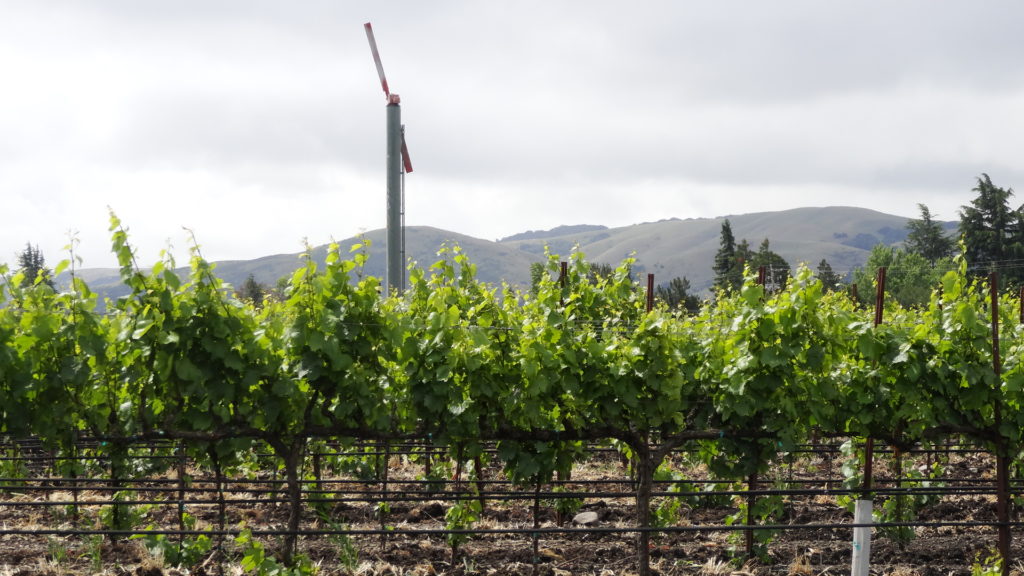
xmin=364 ymin=23 xmax=390 ymax=97
xmin=401 ymin=136 xmax=413 ymax=174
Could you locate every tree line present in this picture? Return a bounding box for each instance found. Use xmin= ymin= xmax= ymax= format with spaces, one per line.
xmin=8 ymin=173 xmax=1020 ymax=312
xmin=709 ymin=173 xmax=1020 ymax=308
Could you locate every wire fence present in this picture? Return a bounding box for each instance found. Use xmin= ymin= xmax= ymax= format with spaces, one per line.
xmin=0 ymin=436 xmax=1015 ymax=574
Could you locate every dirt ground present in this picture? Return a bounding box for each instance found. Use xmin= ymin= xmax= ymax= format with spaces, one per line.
xmin=0 ymin=445 xmax=1017 ymax=576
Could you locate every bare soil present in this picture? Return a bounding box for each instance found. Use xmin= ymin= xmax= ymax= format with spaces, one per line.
xmin=0 ymin=446 xmax=1016 ymax=576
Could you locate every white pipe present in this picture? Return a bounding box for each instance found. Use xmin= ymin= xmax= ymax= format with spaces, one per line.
xmin=851 ymin=499 xmax=872 ymax=576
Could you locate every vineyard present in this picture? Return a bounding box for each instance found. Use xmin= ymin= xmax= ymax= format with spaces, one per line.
xmin=2 ymin=214 xmax=1024 ymax=575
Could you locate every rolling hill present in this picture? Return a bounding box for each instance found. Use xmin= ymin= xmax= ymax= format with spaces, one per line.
xmin=67 ymin=206 xmax=951 ymax=301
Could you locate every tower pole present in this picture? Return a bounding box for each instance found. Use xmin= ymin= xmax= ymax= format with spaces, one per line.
xmin=386 ymin=98 xmax=403 ymax=294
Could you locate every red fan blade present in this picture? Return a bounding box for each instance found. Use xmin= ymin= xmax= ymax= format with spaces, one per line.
xmin=401 ymin=135 xmax=413 ymax=174
xmin=364 ymin=23 xmax=390 ymax=98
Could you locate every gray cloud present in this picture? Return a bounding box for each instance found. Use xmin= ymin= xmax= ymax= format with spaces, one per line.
xmin=3 ymin=1 xmax=1023 ymax=266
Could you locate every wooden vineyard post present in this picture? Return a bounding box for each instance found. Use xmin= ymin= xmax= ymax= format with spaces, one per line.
xmin=381 ymin=440 xmax=392 ymax=552
xmin=108 ymin=440 xmax=127 ymax=544
xmin=311 ymin=444 xmax=322 ymax=502
xmin=990 ymin=273 xmax=1011 ymax=576
xmin=556 ymin=262 xmax=572 ymax=484
xmin=559 ymin=261 xmax=567 ymax=307
xmin=451 ymin=446 xmax=465 ymax=566
xmin=893 ymin=443 xmax=904 ymax=549
xmin=474 ymin=453 xmax=486 ymax=513
xmin=265 ymin=438 xmax=305 ymax=567
xmin=746 ymin=471 xmax=758 ymax=557
xmin=207 ymin=444 xmax=227 ymax=557
xmin=177 ymin=443 xmax=187 ymax=552
xmin=532 ymin=479 xmax=542 ymax=576
xmin=70 ymin=440 xmax=80 ymax=524
xmin=634 ymin=440 xmax=654 ymax=576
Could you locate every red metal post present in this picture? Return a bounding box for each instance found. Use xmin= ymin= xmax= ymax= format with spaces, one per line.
xmin=863 ymin=267 xmax=886 ymax=495
xmin=559 ymin=262 xmax=567 ymax=307
xmin=991 ymin=273 xmax=1010 ymax=575
xmin=873 ymin=268 xmax=887 ymax=327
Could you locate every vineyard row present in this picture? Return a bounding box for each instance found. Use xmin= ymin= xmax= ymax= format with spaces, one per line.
xmin=2 ymin=216 xmax=1024 ymax=571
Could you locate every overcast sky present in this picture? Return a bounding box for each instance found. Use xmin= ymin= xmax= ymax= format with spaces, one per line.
xmin=3 ymin=1 xmax=1024 ymax=269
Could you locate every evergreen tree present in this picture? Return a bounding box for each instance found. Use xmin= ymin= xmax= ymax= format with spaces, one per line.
xmin=712 ymin=220 xmax=753 ymax=291
xmin=16 ymin=243 xmax=54 ymax=288
xmin=654 ymin=276 xmax=700 ymax=313
xmin=959 ymin=174 xmax=1024 ymax=283
xmin=712 ymin=220 xmax=743 ymax=291
xmin=712 ymin=222 xmax=792 ymax=293
xmin=816 ymin=258 xmax=844 ymax=292
xmin=735 ymin=239 xmax=753 ymax=271
xmin=236 ymin=273 xmax=268 ymax=309
xmin=588 ymin=262 xmax=615 ymax=283
xmin=905 ymin=204 xmax=954 ymax=263
xmin=751 ymin=238 xmax=790 ymax=293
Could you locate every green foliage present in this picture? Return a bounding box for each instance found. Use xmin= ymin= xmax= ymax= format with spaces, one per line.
xmin=698 ymin=267 xmax=847 ymax=477
xmin=134 ymin=513 xmax=212 ymax=568
xmin=0 ymin=447 xmax=28 ymax=493
xmin=815 ymin=258 xmax=844 ymax=292
xmin=47 ymin=537 xmax=69 ymax=565
xmin=236 ymin=529 xmax=316 ymax=576
xmin=315 ymin=512 xmax=359 ymax=571
xmin=750 ymin=238 xmax=791 ymax=293
xmin=279 ymin=238 xmax=397 ymax=436
xmin=712 ymin=220 xmax=742 ymax=292
xmin=960 ymin=174 xmax=1023 ymax=285
xmin=879 ymin=460 xmax=944 ymax=546
xmin=417 ymin=456 xmax=451 ymax=493
xmin=529 ymin=261 xmax=544 ymax=296
xmin=404 ymin=244 xmax=513 ymax=459
xmin=99 ymin=492 xmax=148 ymax=532
xmin=6 ymin=214 xmax=1024 ymax=570
xmin=851 ymin=244 xmax=953 ymax=308
xmin=906 ymin=204 xmax=955 ymax=263
xmin=15 ymin=243 xmax=54 ymax=289
xmin=546 ymin=485 xmax=583 ymax=522
xmin=327 ymin=447 xmax=379 ymax=482
xmin=84 ymin=533 xmax=104 ymax=572
xmin=444 ymin=497 xmax=482 ymax=553
xmin=712 ymin=224 xmax=791 ymax=295
xmin=237 ymin=273 xmax=269 ymax=309
xmin=651 ymin=495 xmax=682 ymax=528
xmin=725 ymin=485 xmax=785 ymax=550
xmin=655 ymin=276 xmax=701 ymax=313
xmin=588 ymin=262 xmax=616 ymax=283
xmin=971 ymin=550 xmax=1005 ymax=576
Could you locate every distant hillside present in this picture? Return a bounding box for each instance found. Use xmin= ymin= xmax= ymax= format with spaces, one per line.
xmin=499 ymin=224 xmax=609 ymax=242
xmin=498 ymin=206 xmax=935 ymax=291
xmin=66 ymin=207 xmax=950 ymax=302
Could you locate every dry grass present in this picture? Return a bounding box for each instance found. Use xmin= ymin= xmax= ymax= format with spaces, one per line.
xmin=787 ymin=554 xmax=813 ymax=576
xmin=884 ymin=567 xmax=922 ymax=576
xmin=697 ymin=557 xmax=733 ymax=576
